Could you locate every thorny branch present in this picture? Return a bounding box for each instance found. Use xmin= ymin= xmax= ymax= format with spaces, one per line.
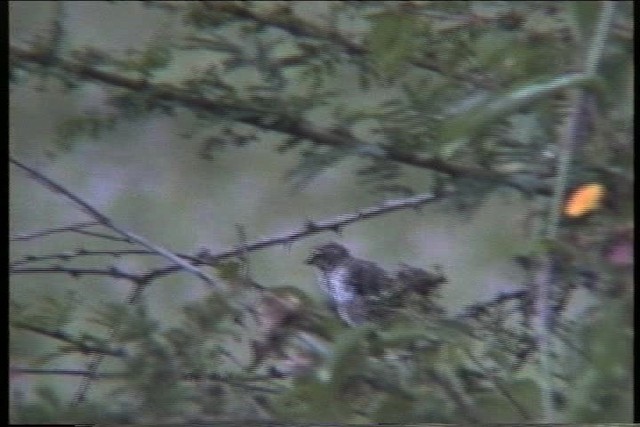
xmin=10 ymin=155 xmax=216 ymax=404
xmin=11 ymin=368 xmax=286 ymax=394
xmin=146 ymin=190 xmax=450 ymax=281
xmin=192 ymin=1 xmax=497 ymax=89
xmin=427 ymin=369 xmax=481 ymax=423
xmin=10 ymin=248 xmax=155 ymax=268
xmin=9 ymin=46 xmax=545 ymax=195
xmin=10 ymin=266 xmax=144 ymax=282
xmin=10 ymin=322 xmax=128 ymax=358
xmin=9 ymin=187 xmax=451 ymax=404
xmin=10 ymin=190 xmax=450 ymax=283
xmin=10 ymin=220 xmax=99 ymax=242
xmin=9 ymin=156 xmax=215 ymax=287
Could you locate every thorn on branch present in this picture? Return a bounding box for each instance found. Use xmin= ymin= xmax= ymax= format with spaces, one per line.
xmin=64 ymin=266 xmax=81 ymax=278
xmin=59 ymin=252 xmax=73 ymax=261
xmin=304 ymin=219 xmax=318 ymax=232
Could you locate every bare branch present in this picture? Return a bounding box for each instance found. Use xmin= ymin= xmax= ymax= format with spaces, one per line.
xmin=10 ymin=220 xmax=99 ymax=242
xmin=427 ymin=369 xmax=481 ymax=423
xmin=10 ymin=248 xmax=173 ymax=268
xmin=11 ymin=219 xmax=133 ymax=244
xmin=9 ymin=156 xmax=216 ymax=287
xmin=466 ymin=351 xmax=531 ymax=420
xmin=11 ymin=367 xmax=285 ymax=394
xmin=11 ymin=322 xmax=128 ymax=358
xmin=143 ymin=190 xmax=448 ymax=282
xmin=11 ymin=367 xmax=123 ymax=379
xmin=10 ymin=265 xmax=144 ymax=282
xmin=11 ymin=191 xmax=449 ymax=283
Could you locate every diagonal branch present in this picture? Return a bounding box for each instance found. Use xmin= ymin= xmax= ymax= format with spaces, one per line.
xmin=145 ymin=190 xmax=449 ymax=281
xmin=10 ymin=220 xmax=99 ymax=241
xmin=10 ymin=248 xmax=162 ymax=268
xmin=9 ymin=156 xmax=216 ymax=287
xmin=10 ymin=46 xmax=540 ymax=194
xmin=11 ymin=322 xmax=128 ymax=358
xmin=11 ymin=192 xmax=451 ymax=281
xmin=196 ymin=2 xmax=496 ymax=89
xmin=11 ymin=367 xmax=285 ymax=394
xmin=10 ymin=266 xmax=144 ymax=282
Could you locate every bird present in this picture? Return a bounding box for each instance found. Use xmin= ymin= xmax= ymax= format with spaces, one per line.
xmin=305 ymin=242 xmax=395 ymax=326
xmin=396 ymin=262 xmax=446 ymax=297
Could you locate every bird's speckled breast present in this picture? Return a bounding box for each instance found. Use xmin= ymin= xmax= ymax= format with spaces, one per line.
xmin=321 ymin=265 xmax=356 ymax=304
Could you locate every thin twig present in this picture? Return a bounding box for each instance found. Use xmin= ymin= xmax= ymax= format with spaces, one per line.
xmin=9 ymin=156 xmax=215 ymax=287
xmin=12 ymin=191 xmax=448 ymax=279
xmin=197 ymin=2 xmax=496 ymax=89
xmin=10 ymin=220 xmax=99 ymax=241
xmin=10 ymin=156 xmax=217 ymax=405
xmin=10 ymin=266 xmax=143 ymax=282
xmin=427 ymin=369 xmax=481 ymax=423
xmin=466 ymin=351 xmax=531 ymax=420
xmin=11 ymin=322 xmax=128 ymax=358
xmin=535 ymin=3 xmax=615 ymax=422
xmin=140 ymin=190 xmax=448 ymax=282
xmin=10 ymin=248 xmax=162 ymax=268
xmin=11 ymin=367 xmax=285 ymax=394
xmin=204 ymin=191 xmax=448 ymax=261
xmin=235 ymin=224 xmax=251 ymax=280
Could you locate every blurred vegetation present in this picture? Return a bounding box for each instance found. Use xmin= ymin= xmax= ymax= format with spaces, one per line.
xmin=10 ymin=1 xmax=633 ymax=424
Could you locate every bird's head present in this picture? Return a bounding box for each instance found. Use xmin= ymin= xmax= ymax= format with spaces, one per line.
xmin=305 ymin=242 xmax=350 ymax=270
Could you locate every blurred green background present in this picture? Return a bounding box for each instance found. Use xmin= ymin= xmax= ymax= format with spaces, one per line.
xmin=10 ymin=1 xmax=630 ymax=422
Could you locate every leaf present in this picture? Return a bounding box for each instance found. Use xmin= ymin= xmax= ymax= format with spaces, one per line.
xmin=474 ymin=391 xmax=523 ymax=422
xmin=327 ymin=324 xmax=375 ymax=392
xmin=474 ymin=31 xmax=516 ymax=68
xmin=563 ymin=182 xmax=605 ymax=218
xmin=270 ymin=380 xmax=349 ymax=422
xmin=370 ymin=392 xmax=415 ymax=422
xmin=213 ymin=260 xmax=242 ymax=281
xmin=440 ymin=73 xmax=596 ymax=141
xmin=506 ymin=378 xmax=541 ymax=419
xmin=14 ymin=291 xmax=80 ymax=330
xmin=54 ymin=114 xmax=116 ymax=151
xmin=285 ymin=146 xmax=349 ymax=190
xmin=181 ymin=293 xmax=235 ymax=333
xmin=367 ymin=11 xmax=419 ymax=75
xmin=569 ymin=1 xmax=602 ymax=44
xmin=35 ymin=385 xmax=61 ymax=409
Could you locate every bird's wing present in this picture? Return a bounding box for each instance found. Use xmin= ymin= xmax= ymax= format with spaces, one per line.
xmin=347 ymin=259 xmax=391 ymax=296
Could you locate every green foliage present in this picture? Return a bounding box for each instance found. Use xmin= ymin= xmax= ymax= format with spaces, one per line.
xmin=367 ymin=10 xmax=421 ymax=76
xmin=270 ymin=379 xmax=350 ymax=422
xmin=120 ymin=40 xmax=173 ymax=76
xmin=89 ymin=302 xmax=159 ymax=342
xmin=285 ymin=144 xmax=350 ymax=190
xmin=474 ymin=378 xmax=541 ymax=422
xmin=55 ymin=114 xmax=117 ymax=152
xmin=9 ymin=0 xmax=633 ymax=424
xmin=440 ymin=73 xmax=595 ymax=143
xmin=11 ymin=290 xmax=79 ymax=331
xmin=326 ymin=324 xmax=375 ymax=391
xmin=564 ymin=297 xmax=633 ymax=422
xmin=569 ymin=1 xmax=603 ymax=45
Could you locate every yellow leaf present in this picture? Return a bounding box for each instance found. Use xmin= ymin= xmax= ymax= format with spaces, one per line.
xmin=564 ymin=183 xmax=605 ymax=218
